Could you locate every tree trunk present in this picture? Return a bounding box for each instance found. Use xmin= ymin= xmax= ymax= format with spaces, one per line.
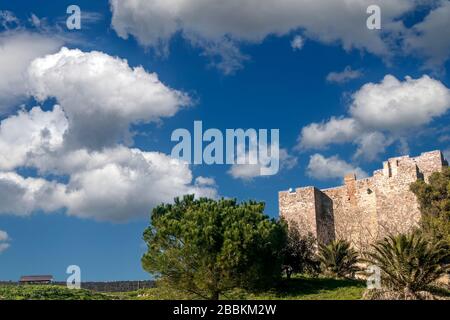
xmin=287 ymin=270 xmax=292 ymax=280
xmin=210 ymin=290 xmax=220 ymax=300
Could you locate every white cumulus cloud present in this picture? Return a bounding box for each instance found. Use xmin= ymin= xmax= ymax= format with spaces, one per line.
xmin=0 ymin=46 xmax=217 ymax=222
xmin=354 ymin=132 xmax=393 ymax=162
xmin=298 ymin=74 xmax=450 ymax=160
xmin=306 ymin=154 xmax=367 ymax=181
xmin=110 ymin=0 xmax=450 ymax=72
xmin=28 ymin=47 xmax=192 ymax=149
xmin=0 ymin=105 xmax=68 ymax=171
xmin=0 ymin=128 xmax=217 ymax=221
xmin=0 ymin=171 xmax=67 ymax=215
xmin=298 ymin=117 xmax=361 ymax=150
xmin=350 ymin=75 xmax=450 ymax=131
xmin=59 ymin=147 xmax=217 ymax=221
xmin=109 ymin=0 xmax=416 ymax=73
xmin=0 ymin=31 xmax=62 ymax=112
xmin=403 ymin=1 xmax=450 ymax=69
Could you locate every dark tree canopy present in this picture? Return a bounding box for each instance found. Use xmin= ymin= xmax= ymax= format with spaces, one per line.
xmin=142 ymin=195 xmax=286 ymax=300
xmin=410 ymin=167 xmax=450 ymax=244
xmin=281 ymin=223 xmax=319 ymax=278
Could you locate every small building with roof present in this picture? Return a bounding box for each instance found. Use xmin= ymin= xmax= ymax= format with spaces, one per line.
xmin=19 ymin=275 xmax=53 ymax=284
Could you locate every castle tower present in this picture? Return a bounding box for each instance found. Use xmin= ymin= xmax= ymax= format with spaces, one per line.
xmin=279 ymin=150 xmax=447 ymax=250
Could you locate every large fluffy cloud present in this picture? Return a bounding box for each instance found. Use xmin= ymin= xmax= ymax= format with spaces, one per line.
xmin=0 ymin=106 xmax=217 ymax=221
xmin=298 ymin=117 xmax=361 ymax=150
xmin=0 ymin=106 xmax=68 ymax=171
xmin=109 ymin=0 xmax=416 ymax=73
xmin=28 ymin=47 xmax=191 ymax=149
xmin=306 ymin=154 xmax=368 ymax=181
xmin=1 ymin=147 xmax=218 ymax=224
xmin=350 ymin=75 xmax=450 ymax=131
xmin=354 ymin=131 xmax=393 ymax=161
xmin=110 ymin=0 xmax=450 ymax=72
xmin=0 ymin=47 xmax=217 ymax=222
xmin=60 ymin=148 xmax=216 ymax=221
xmin=0 ymin=31 xmax=62 ymax=112
xmin=0 ymin=171 xmax=66 ymax=215
xmin=298 ymin=74 xmax=450 ymax=161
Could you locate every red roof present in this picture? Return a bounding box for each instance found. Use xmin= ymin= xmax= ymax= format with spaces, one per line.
xmin=19 ymin=275 xmax=53 ymax=282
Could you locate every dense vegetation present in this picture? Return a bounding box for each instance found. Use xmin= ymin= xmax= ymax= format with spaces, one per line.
xmin=129 ymin=275 xmax=365 ymax=300
xmin=410 ymin=167 xmax=450 ymax=245
xmin=0 ymin=276 xmax=366 ymax=300
xmin=141 ymin=195 xmax=286 ymax=300
xmin=281 ymin=223 xmax=319 ymax=278
xmin=358 ymin=169 xmax=450 ymax=298
xmin=365 ymin=233 xmax=449 ymax=296
xmin=0 ymin=285 xmax=111 ymax=300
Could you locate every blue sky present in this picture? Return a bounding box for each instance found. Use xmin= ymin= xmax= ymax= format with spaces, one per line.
xmin=0 ymin=0 xmax=449 ymax=281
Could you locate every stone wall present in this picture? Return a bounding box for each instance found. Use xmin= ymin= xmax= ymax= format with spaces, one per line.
xmin=279 ymin=150 xmax=447 ymax=251
xmin=279 ymin=187 xmax=318 ymax=237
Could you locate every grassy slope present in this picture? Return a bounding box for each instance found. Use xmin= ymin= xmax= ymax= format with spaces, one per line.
xmin=126 ymin=276 xmax=366 ymax=300
xmin=0 ymin=285 xmax=113 ymax=300
xmin=0 ymin=276 xmax=366 ymax=300
xmin=235 ymin=276 xmax=366 ymax=300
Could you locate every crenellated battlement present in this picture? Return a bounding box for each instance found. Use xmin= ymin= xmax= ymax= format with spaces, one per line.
xmin=279 ymin=150 xmax=447 ymax=251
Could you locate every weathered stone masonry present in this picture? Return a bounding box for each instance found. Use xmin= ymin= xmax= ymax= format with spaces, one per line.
xmin=279 ymin=150 xmax=448 ymax=251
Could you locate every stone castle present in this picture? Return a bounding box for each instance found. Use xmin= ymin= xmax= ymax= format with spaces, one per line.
xmin=279 ymin=150 xmax=448 ymax=251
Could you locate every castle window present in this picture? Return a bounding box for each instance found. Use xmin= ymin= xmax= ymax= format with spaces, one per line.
xmin=367 ymin=188 xmax=372 ymax=194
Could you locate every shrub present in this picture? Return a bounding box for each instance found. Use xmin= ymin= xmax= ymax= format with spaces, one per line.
xmin=365 ymin=233 xmax=450 ymax=295
xmin=0 ymin=285 xmax=110 ymax=300
xmin=410 ymin=167 xmax=450 ymax=245
xmin=317 ymin=240 xmax=360 ymax=279
xmin=281 ymin=224 xmax=320 ymax=278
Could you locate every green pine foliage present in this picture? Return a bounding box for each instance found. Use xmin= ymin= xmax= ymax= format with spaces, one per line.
xmin=141 ymin=195 xmax=287 ymax=300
